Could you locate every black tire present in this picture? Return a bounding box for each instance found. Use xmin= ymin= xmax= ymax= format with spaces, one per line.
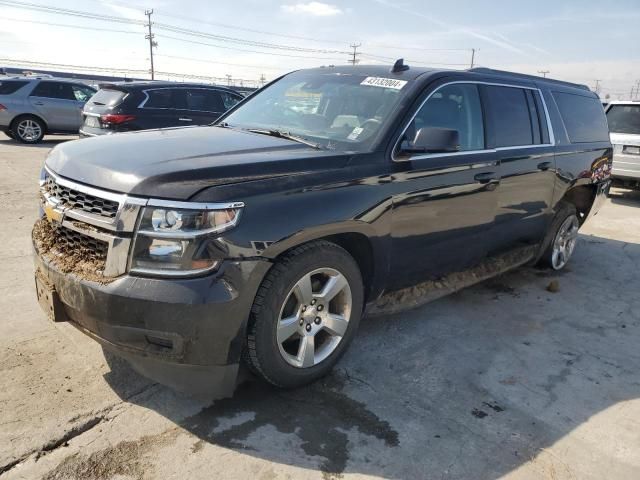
xmin=11 ymin=115 xmax=45 ymax=144
xmin=538 ymin=202 xmax=579 ymax=270
xmin=2 ymin=130 xmax=15 ymax=140
xmin=244 ymin=241 xmax=364 ymax=388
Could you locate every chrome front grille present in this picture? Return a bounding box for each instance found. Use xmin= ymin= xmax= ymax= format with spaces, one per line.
xmin=44 ymin=175 xmax=119 ymax=219
xmin=53 ymin=226 xmax=109 ymax=263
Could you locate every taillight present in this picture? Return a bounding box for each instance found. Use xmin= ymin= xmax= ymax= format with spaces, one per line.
xmin=100 ymin=114 xmax=135 ymax=125
xmin=0 ymin=104 xmax=6 ymax=111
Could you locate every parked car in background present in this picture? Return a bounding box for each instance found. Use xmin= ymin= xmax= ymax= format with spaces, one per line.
xmin=34 ymin=64 xmax=611 ymax=397
xmin=605 ymin=101 xmax=640 ymax=188
xmin=0 ymin=77 xmax=96 ymax=143
xmin=80 ymin=82 xmax=244 ymax=137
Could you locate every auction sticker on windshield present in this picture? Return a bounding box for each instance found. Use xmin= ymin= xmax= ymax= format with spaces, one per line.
xmin=361 ymin=77 xmax=408 ymax=90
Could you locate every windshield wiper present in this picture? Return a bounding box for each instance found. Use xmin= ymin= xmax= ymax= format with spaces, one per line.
xmin=245 ymin=128 xmax=322 ymax=149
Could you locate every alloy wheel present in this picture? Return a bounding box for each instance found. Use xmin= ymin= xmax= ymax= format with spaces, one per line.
xmin=16 ymin=119 xmax=42 ymax=142
xmin=551 ymin=215 xmax=579 ymax=270
xmin=276 ymin=267 xmax=352 ymax=368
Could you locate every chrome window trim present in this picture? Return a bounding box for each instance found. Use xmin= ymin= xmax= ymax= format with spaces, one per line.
xmin=391 ymin=80 xmax=557 ymax=163
xmin=137 ymin=87 xmax=240 ymax=111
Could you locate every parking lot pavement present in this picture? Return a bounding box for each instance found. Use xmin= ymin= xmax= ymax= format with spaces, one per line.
xmin=1 ymin=135 xmax=639 ymax=480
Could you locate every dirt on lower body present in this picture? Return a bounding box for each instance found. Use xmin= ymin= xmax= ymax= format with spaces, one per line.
xmin=370 ymin=245 xmax=538 ymax=316
xmin=32 ymin=218 xmax=112 ymax=284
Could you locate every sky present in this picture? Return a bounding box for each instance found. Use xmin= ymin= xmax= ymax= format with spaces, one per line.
xmin=1 ymin=0 xmax=639 ymax=98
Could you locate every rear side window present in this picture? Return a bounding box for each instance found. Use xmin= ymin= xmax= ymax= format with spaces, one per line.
xmin=0 ymin=80 xmax=28 ymax=95
xmin=553 ymin=92 xmax=609 ymax=143
xmin=144 ymin=89 xmax=174 ymax=108
xmin=484 ymin=85 xmax=533 ymax=147
xmin=30 ymin=81 xmax=75 ymax=100
xmin=185 ymin=89 xmax=224 ymax=112
xmin=90 ymin=88 xmax=126 ymax=107
xmin=606 ymin=104 xmax=640 ymax=135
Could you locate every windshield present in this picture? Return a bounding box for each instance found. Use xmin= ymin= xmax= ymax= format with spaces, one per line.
xmin=606 ymin=104 xmax=640 ymax=134
xmin=220 ymin=72 xmax=411 ymax=151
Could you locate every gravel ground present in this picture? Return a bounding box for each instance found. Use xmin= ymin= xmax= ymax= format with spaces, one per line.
xmin=1 ymin=134 xmax=639 ymax=480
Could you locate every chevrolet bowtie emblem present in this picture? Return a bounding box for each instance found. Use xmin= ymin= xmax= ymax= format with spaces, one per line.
xmin=44 ymin=203 xmax=65 ymax=225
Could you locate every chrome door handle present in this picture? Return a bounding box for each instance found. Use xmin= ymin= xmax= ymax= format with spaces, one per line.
xmin=178 ymin=117 xmax=193 ymax=122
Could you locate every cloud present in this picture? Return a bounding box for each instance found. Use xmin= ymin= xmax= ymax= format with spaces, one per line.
xmin=281 ymin=2 xmax=342 ymax=16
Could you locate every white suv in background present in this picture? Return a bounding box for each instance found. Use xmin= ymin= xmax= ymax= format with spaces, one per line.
xmin=606 ymin=101 xmax=640 ymax=188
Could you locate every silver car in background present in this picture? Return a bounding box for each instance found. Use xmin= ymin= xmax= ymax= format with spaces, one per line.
xmin=605 ymin=101 xmax=640 ymax=188
xmin=0 ymin=77 xmax=96 ymax=144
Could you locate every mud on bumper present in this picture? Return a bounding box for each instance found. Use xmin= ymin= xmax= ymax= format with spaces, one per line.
xmin=33 ymin=251 xmax=271 ymax=398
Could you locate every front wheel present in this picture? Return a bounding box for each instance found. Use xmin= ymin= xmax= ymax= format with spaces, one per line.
xmin=540 ymin=203 xmax=579 ymax=270
xmin=12 ymin=116 xmax=45 ymax=144
xmin=245 ymin=241 xmax=363 ymax=388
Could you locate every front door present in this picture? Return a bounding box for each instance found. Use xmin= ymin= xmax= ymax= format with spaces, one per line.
xmin=29 ymin=81 xmax=80 ymax=131
xmin=388 ymin=82 xmax=500 ymax=288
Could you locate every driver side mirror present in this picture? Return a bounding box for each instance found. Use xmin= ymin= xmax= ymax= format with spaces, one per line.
xmin=400 ymin=127 xmax=460 ymax=156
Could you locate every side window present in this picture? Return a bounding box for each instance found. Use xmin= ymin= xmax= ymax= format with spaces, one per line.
xmin=220 ymin=91 xmax=241 ymax=110
xmin=408 ymin=83 xmax=485 ymax=152
xmin=0 ymin=80 xmax=28 ymax=94
xmin=30 ymin=81 xmax=75 ymax=100
xmin=185 ymin=89 xmax=224 ymax=112
xmin=484 ymin=85 xmax=533 ymax=147
xmin=72 ymin=85 xmax=95 ymax=102
xmin=553 ymin=92 xmax=609 ymax=143
xmin=144 ymin=89 xmax=174 ymax=108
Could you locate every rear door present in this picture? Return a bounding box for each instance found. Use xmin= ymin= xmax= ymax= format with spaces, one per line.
xmin=389 ymin=81 xmax=500 ymax=287
xmin=139 ymin=88 xmax=184 ymax=129
xmin=482 ymin=83 xmax=556 ymax=250
xmin=178 ymin=88 xmax=228 ymax=126
xmin=29 ymin=81 xmax=80 ymax=131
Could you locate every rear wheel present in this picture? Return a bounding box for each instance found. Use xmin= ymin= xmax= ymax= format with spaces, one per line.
xmin=540 ymin=203 xmax=579 ymax=270
xmin=12 ymin=116 xmax=45 ymax=144
xmin=245 ymin=241 xmax=363 ymax=388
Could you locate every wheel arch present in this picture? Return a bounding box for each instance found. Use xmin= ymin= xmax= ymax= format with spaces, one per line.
xmin=261 ymin=221 xmax=387 ymax=304
xmin=10 ymin=113 xmax=49 ymax=133
xmin=558 ymin=183 xmax=597 ymax=225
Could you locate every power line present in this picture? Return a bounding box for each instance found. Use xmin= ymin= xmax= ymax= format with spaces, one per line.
xmin=156 ymin=34 xmax=346 ymax=61
xmin=0 ymin=15 xmax=142 ymax=34
xmin=0 ymin=0 xmax=144 ymax=25
xmin=155 ymin=54 xmax=282 ymax=71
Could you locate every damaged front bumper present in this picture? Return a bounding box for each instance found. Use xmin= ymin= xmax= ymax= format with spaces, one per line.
xmin=33 ymin=247 xmax=271 ymax=398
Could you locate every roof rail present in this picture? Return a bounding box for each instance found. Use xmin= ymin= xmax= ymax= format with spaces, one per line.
xmin=467 ymin=67 xmax=590 ymax=91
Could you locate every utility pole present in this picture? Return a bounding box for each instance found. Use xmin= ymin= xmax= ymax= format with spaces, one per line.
xmin=594 ymin=79 xmax=601 ymax=95
xmin=470 ymin=48 xmax=476 ymax=69
xmin=144 ymin=9 xmax=157 ymax=80
xmin=348 ymin=43 xmax=361 ymax=65
xmin=226 ymin=74 xmax=232 ymax=86
xmin=538 ymin=70 xmax=549 ymax=78
xmin=260 ymin=74 xmax=266 ymax=87
xmin=633 ymin=80 xmax=640 ymax=100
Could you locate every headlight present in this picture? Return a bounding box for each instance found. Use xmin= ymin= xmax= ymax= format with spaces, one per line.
xmin=130 ymin=203 xmax=243 ymax=276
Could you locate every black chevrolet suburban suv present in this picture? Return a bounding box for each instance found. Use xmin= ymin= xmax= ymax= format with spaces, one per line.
xmin=79 ymin=81 xmax=243 ymax=137
xmin=33 ymin=63 xmax=612 ymax=397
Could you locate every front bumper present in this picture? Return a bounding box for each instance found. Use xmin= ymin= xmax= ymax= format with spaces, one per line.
xmin=34 ymin=250 xmax=271 ymax=398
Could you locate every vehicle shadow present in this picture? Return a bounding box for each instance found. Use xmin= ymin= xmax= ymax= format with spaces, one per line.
xmin=101 ymin=233 xmax=640 ymax=479
xmin=608 ymin=187 xmax=640 ymax=206
xmin=0 ymin=136 xmax=75 ymax=148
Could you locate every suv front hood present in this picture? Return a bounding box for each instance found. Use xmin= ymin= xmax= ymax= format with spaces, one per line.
xmin=45 ymin=126 xmax=350 ymax=199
